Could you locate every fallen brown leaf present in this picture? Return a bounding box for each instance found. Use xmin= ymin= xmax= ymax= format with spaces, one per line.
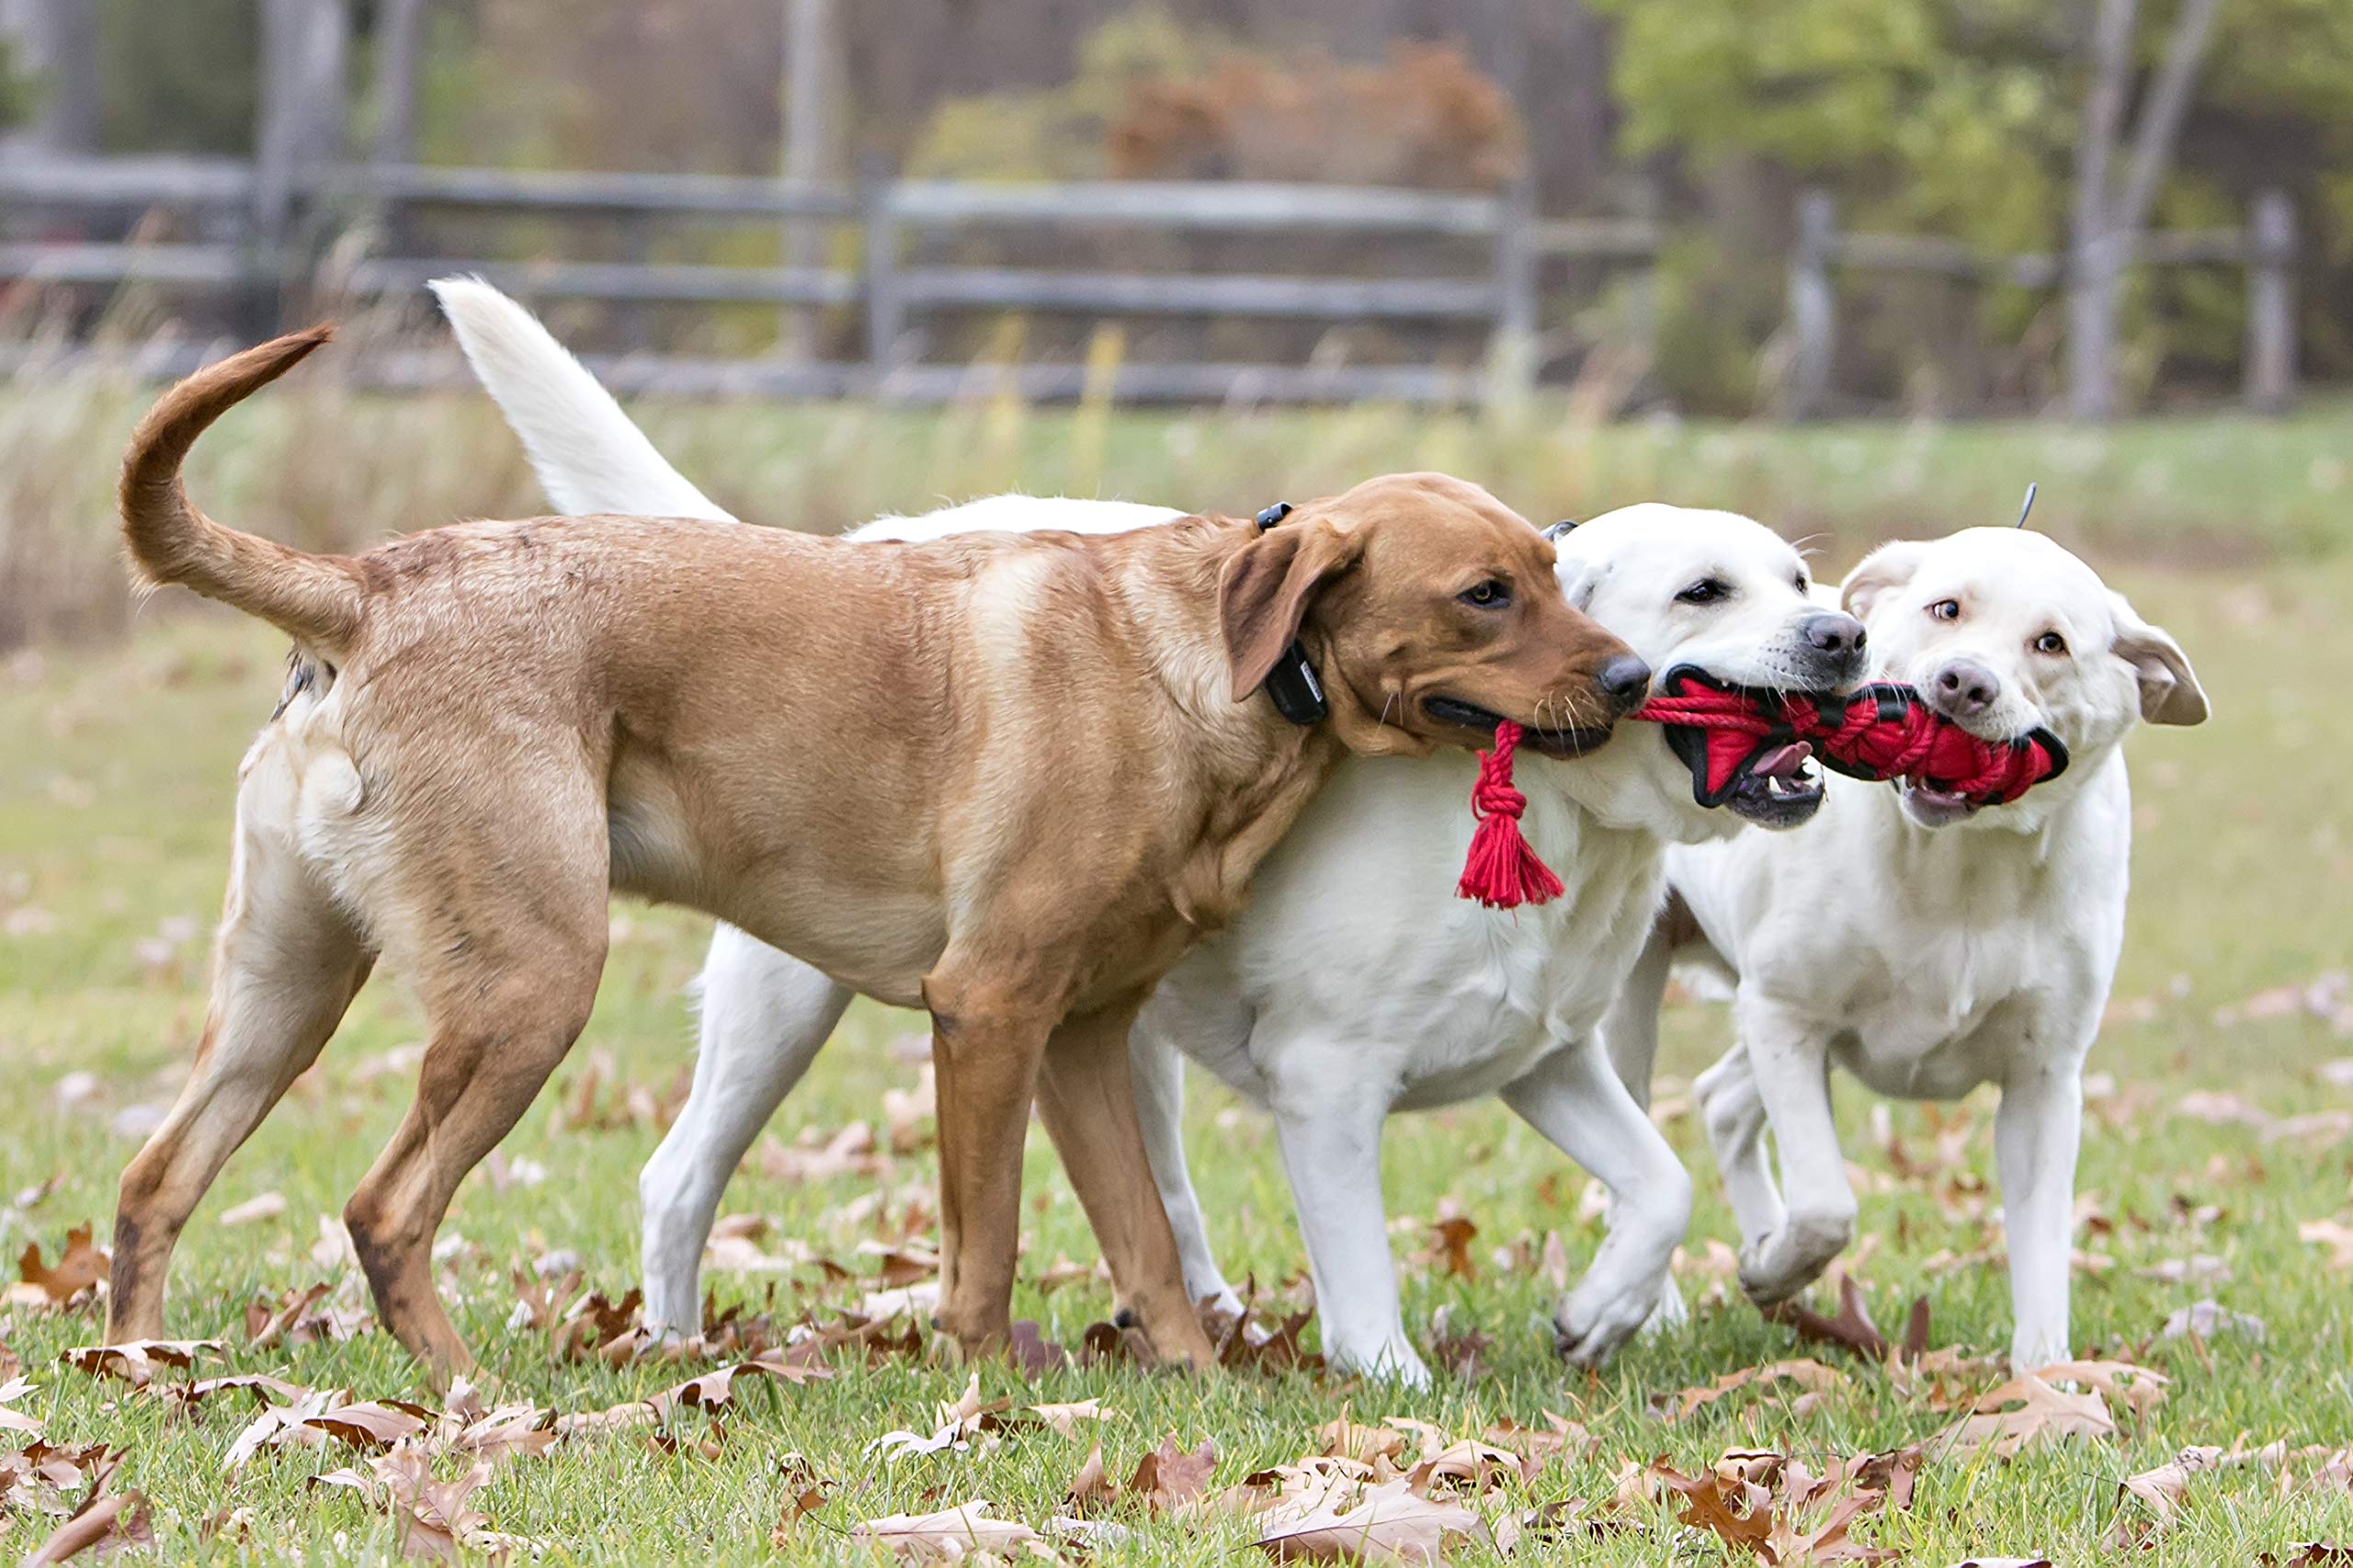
xmin=2301 ymin=1218 xmax=2353 ymax=1269
xmin=16 ymin=1224 xmax=108 ymax=1305
xmin=644 ymin=1354 xmax=831 ymax=1422
xmin=57 ymin=1339 xmax=219 ymax=1390
xmin=1931 ymin=1374 xmax=2112 ymax=1458
xmin=217 ymin=1191 xmax=287 ymax=1227
xmin=17 ymin=1489 xmax=153 ymax=1565
xmin=1130 ymin=1432 xmax=1219 ymax=1513
xmin=1654 ymin=1359 xmax=1847 ymax=1420
xmin=1255 ymin=1474 xmax=1485 ymax=1563
xmin=850 ymin=1499 xmax=1040 ymax=1561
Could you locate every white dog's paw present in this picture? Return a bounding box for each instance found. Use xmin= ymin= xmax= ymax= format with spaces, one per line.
xmin=1329 ymin=1337 xmax=1431 ymax=1388
xmin=1552 ymin=1285 xmax=1654 ymax=1368
xmin=1197 ymin=1285 xmax=1246 ymax=1325
xmin=1736 ymin=1210 xmax=1852 ymax=1305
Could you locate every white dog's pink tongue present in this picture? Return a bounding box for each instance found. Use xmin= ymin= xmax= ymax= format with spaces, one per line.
xmin=1752 ymin=741 xmax=1813 ymax=778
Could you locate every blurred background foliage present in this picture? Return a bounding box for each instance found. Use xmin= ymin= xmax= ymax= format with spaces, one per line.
xmin=8 ymin=0 xmax=2353 ymax=410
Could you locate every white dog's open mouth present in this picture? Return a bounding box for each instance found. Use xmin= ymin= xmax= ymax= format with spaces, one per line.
xmin=1897 ymin=777 xmax=1982 ymax=826
xmin=1728 ymin=740 xmax=1825 ymax=828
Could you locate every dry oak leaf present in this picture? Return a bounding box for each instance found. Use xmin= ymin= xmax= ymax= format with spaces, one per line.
xmin=1931 ymin=1375 xmax=2111 ymax=1459
xmin=1027 ymin=1398 xmax=1109 ymax=1440
xmin=17 ymin=1489 xmax=153 ymax=1565
xmin=1129 ymin=1432 xmax=1219 ymax=1513
xmin=1255 ymin=1474 xmax=1485 ymax=1563
xmin=16 ymin=1225 xmax=108 ymax=1305
xmin=1320 ymin=1408 xmax=1412 ymax=1465
xmin=0 ymin=1375 xmax=43 ymax=1437
xmin=850 ymin=1499 xmax=1041 ymax=1562
xmin=1480 ymin=1413 xmax=1595 ymax=1470
xmin=217 ymin=1191 xmax=287 ymax=1228
xmin=2301 ymin=1218 xmax=2353 ymax=1269
xmin=1654 ymin=1358 xmax=1848 ymax=1420
xmin=2031 ymin=1359 xmax=2169 ymax=1423
xmin=1404 ymin=1438 xmax=1537 ymax=1495
xmin=644 ymin=1353 xmax=831 ymax=1422
xmin=57 ymin=1339 xmax=219 ymax=1390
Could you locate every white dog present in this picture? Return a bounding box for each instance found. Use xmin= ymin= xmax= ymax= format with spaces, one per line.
xmin=1604 ymin=528 xmax=2206 ymax=1369
xmin=436 ymin=278 xmax=1865 ymax=1381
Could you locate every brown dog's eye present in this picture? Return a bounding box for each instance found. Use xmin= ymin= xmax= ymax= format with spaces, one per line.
xmin=2034 ymin=631 xmax=2068 ymax=655
xmin=1929 ymin=598 xmax=1961 ymax=621
xmin=1459 ymin=580 xmax=1510 ymax=608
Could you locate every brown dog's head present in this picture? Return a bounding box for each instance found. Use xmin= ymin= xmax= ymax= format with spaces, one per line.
xmin=1218 ymin=472 xmax=1650 ymax=758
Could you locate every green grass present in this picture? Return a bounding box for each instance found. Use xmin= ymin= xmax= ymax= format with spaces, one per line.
xmin=6 ymin=367 xmax=2353 ymax=645
xmin=3 ymin=520 xmax=2352 ymax=1561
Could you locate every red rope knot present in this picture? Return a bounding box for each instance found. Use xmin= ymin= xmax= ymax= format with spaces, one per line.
xmin=1455 ymin=721 xmax=1565 ymax=910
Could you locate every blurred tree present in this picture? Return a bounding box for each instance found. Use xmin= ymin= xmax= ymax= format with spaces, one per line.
xmin=1597 ymin=0 xmax=2353 ymax=406
xmin=97 ymin=0 xmax=256 ymax=153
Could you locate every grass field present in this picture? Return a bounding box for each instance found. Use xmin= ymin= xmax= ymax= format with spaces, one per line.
xmin=2 ymin=398 xmax=2351 ymax=1563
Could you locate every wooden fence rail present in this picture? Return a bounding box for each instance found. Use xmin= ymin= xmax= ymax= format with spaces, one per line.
xmin=0 ymin=153 xmax=1664 ymax=406
xmin=0 ymin=153 xmax=2300 ymax=414
xmin=1786 ymin=185 xmax=2297 ymax=417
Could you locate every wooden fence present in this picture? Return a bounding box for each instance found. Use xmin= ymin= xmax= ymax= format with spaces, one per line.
xmin=0 ymin=152 xmax=1661 ymax=405
xmin=0 ymin=153 xmax=2301 ymax=414
xmin=1785 ymin=186 xmax=2297 ymax=418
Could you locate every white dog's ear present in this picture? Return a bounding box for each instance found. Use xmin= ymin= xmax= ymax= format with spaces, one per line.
xmin=1552 ymin=556 xmax=1601 ymax=612
xmin=2109 ymin=592 xmax=2209 ymax=726
xmin=1838 ymin=540 xmax=1929 ymax=620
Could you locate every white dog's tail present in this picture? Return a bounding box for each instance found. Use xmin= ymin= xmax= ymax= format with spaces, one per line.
xmin=429 ymin=276 xmax=738 ymax=525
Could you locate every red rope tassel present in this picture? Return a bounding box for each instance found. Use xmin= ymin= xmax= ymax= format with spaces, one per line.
xmin=1456 ymin=721 xmax=1565 ymax=910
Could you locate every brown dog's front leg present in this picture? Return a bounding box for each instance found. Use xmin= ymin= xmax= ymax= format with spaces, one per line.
xmin=925 ymin=980 xmax=1053 ymax=1360
xmin=1036 ymin=999 xmax=1219 ymax=1371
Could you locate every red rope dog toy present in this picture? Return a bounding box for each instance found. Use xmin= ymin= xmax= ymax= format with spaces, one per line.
xmin=1629 ymin=665 xmax=2067 ymax=808
xmin=1452 ymin=675 xmax=2069 ymax=911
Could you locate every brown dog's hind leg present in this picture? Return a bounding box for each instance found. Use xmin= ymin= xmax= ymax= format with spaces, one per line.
xmin=342 ymin=930 xmax=605 ymax=1387
xmin=1036 ymin=999 xmax=1219 ymax=1370
xmin=924 ymin=970 xmax=1063 ymax=1362
xmin=108 ymin=823 xmax=373 ymax=1344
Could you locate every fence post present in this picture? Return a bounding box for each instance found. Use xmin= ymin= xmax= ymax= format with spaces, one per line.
xmin=862 ymin=159 xmax=903 ymax=397
xmin=2244 ymin=188 xmax=2296 ymax=416
xmin=1785 ymin=187 xmax=1836 ymax=420
xmin=1483 ymin=171 xmax=1538 ymax=412
xmin=255 ymin=0 xmax=348 ymax=335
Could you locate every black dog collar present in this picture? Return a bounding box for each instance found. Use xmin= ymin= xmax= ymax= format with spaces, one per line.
xmin=1252 ymin=502 xmax=1330 ymax=726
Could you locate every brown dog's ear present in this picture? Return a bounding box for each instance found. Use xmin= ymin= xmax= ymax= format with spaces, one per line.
xmin=1218 ymin=519 xmax=1361 ymax=701
xmin=1839 ymin=540 xmax=1929 ymax=620
xmin=2109 ymin=591 xmax=2209 ymax=726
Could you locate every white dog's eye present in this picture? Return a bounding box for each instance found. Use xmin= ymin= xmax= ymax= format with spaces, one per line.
xmin=1928 ymin=598 xmax=1961 ymax=621
xmin=2034 ymin=631 xmax=2068 ymax=656
xmin=1676 ymin=579 xmax=1731 ymax=606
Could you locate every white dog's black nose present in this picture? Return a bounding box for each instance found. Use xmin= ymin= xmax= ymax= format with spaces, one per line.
xmin=1801 ymin=611 xmax=1867 ymax=657
xmin=1932 ymin=658 xmax=2000 ymax=718
xmin=1598 ymin=653 xmax=1653 ymax=713
xmin=1807 ymin=612 xmax=1863 ymax=659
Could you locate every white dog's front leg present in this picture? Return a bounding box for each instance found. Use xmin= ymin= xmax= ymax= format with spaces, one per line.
xmin=1502 ymin=1037 xmax=1694 ymax=1365
xmin=1995 ymin=1055 xmax=2085 ymax=1371
xmin=1270 ymin=1089 xmax=1426 ymax=1385
xmin=1127 ymin=1030 xmax=1241 ymax=1318
xmin=1733 ymin=995 xmax=1856 ymax=1304
xmin=640 ymin=926 xmax=853 ymax=1337
xmin=1693 ymin=1043 xmax=1785 ymax=1247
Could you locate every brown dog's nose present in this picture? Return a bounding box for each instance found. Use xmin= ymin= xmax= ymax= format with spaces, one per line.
xmin=1597 ymin=653 xmax=1653 ymax=714
xmin=1802 ymin=611 xmax=1867 ymax=657
xmin=1932 ymin=658 xmax=1999 ymax=718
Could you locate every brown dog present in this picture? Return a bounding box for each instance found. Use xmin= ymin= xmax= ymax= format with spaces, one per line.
xmin=108 ymin=326 xmax=1648 ymax=1383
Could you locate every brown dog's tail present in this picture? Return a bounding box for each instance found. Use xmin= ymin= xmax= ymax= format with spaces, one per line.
xmin=119 ymin=324 xmax=365 ymax=652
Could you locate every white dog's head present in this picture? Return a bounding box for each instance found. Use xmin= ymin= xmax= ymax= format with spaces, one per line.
xmin=1840 ymin=527 xmax=2207 ymax=829
xmin=1548 ymin=503 xmax=1870 ymax=841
